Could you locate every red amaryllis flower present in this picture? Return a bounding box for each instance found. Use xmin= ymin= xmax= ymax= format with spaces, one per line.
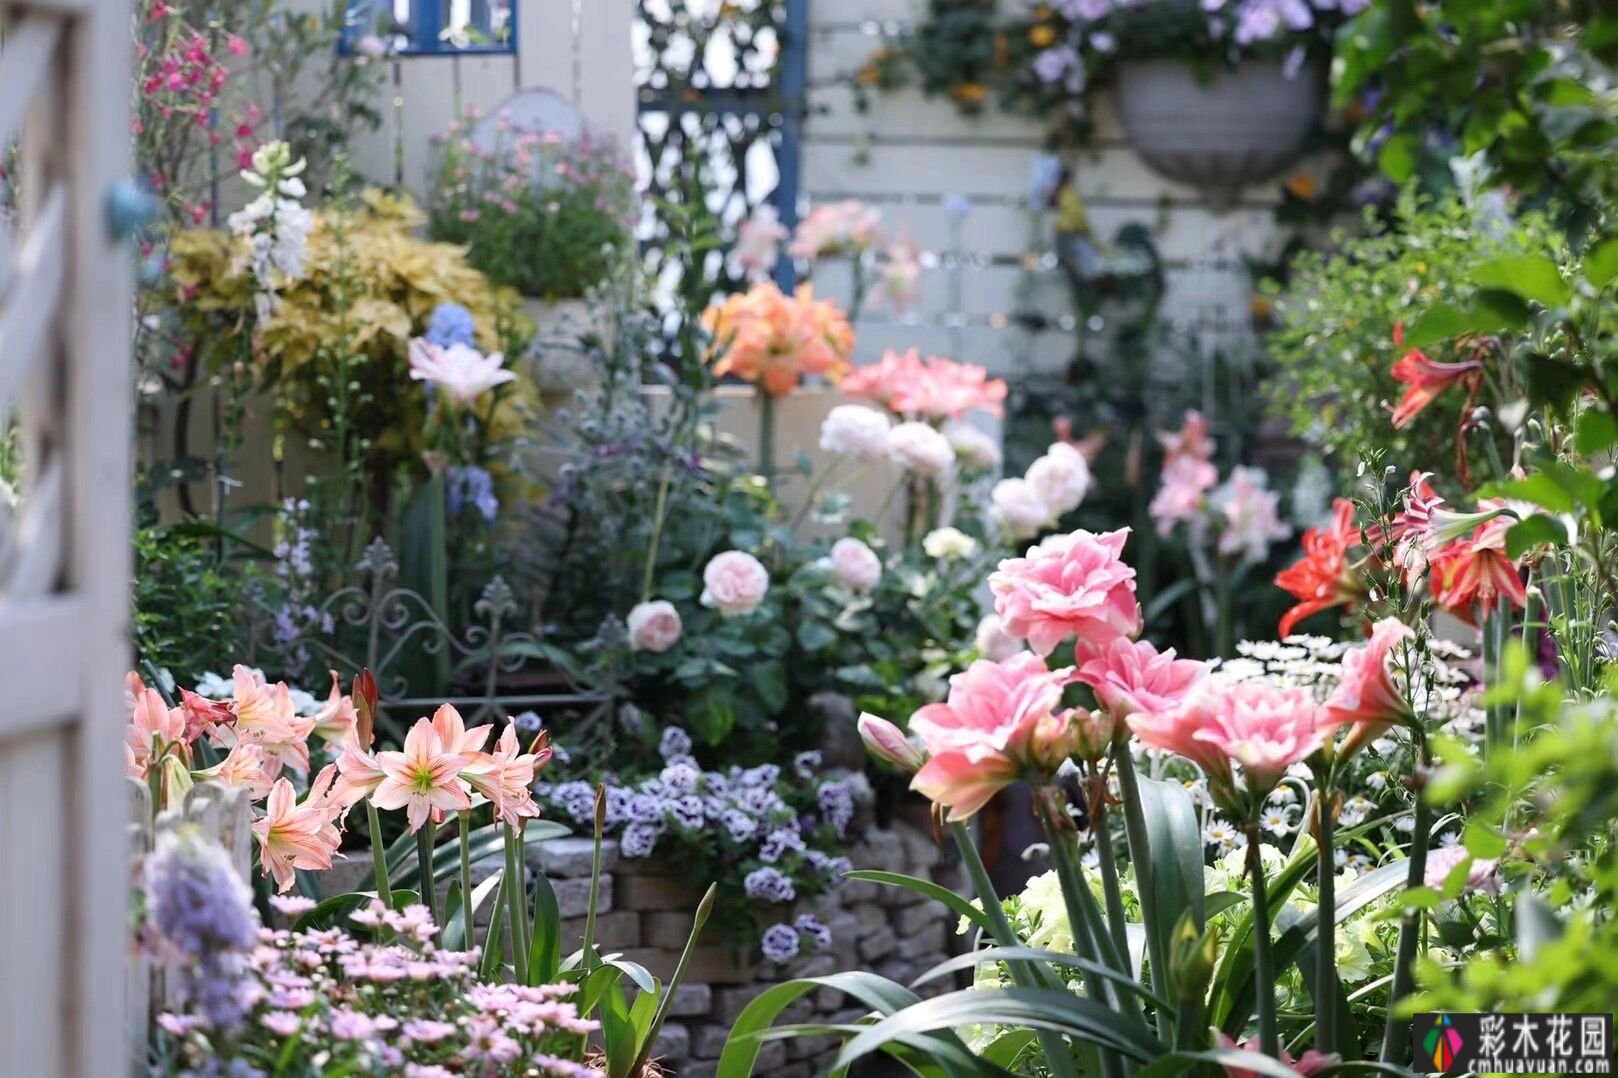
xmin=1427 ymin=511 xmax=1528 ymax=623
xmin=1390 ymin=346 xmax=1483 ymax=429
xmin=1274 ymin=498 xmax=1365 ymax=638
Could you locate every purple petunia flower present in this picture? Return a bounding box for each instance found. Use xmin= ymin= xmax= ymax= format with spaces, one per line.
xmin=760 ymin=923 xmax=800 ymax=963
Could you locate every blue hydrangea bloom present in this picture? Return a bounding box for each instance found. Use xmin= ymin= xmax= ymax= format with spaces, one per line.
xmin=424 ymin=301 xmax=477 ymax=348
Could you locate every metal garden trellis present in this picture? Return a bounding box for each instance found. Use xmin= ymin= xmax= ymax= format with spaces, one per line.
xmin=633 ymin=0 xmax=808 ymax=293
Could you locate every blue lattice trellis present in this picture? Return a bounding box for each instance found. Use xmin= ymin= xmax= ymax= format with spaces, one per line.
xmin=633 ymin=0 xmax=807 ymax=296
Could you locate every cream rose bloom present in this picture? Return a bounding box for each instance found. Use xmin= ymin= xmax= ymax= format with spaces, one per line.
xmin=700 ymin=550 xmax=770 ymax=618
xmin=627 ymin=600 xmax=683 ymax=652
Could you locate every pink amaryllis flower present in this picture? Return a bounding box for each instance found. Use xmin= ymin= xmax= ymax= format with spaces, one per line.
xmin=372 ymin=717 xmax=471 ymax=832
xmin=1323 ymin=617 xmax=1415 ymax=756
xmin=195 ymin=740 xmax=274 ymax=801
xmin=1149 ymin=455 xmax=1219 ymax=537
xmin=908 ymin=654 xmax=1078 ymax=820
xmin=309 ymin=670 xmax=358 ymax=747
xmin=463 ymin=725 xmax=551 ymax=827
xmin=253 ymin=765 xmax=344 ymax=893
xmin=1159 ymin=410 xmax=1214 ymax=466
xmin=127 ymin=686 xmax=190 ymax=780
xmin=408 ymin=339 xmax=516 ymax=405
xmin=226 ymin=665 xmax=315 ymax=778
xmin=1193 ymin=682 xmax=1327 ymax=806
xmin=989 ymin=528 xmax=1141 ymax=657
xmin=1076 ymin=637 xmax=1207 ymax=721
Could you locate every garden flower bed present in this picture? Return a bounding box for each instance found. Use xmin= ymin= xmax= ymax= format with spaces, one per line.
xmin=6 ymin=0 xmax=1615 ymax=1074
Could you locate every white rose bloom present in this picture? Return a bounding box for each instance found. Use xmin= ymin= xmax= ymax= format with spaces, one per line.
xmin=944 ymin=423 xmax=1002 ymax=470
xmin=819 ymin=403 xmax=892 ymax=460
xmin=922 ymin=527 xmax=979 ymax=560
xmin=990 ymin=477 xmax=1050 ymax=539
xmin=1025 ymin=441 xmax=1091 ymax=518
xmin=886 ymin=421 xmax=956 ymax=477
xmin=975 ymin=614 xmax=1024 ymax=662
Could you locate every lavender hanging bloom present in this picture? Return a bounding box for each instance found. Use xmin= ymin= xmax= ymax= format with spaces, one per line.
xmin=144 ymin=827 xmax=257 ymax=1030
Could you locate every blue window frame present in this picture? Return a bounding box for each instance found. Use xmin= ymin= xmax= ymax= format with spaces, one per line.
xmin=340 ymin=0 xmax=516 ymax=57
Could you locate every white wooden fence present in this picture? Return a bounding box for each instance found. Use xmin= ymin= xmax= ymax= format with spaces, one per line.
xmin=801 ymin=0 xmax=1289 ymax=381
xmin=0 ymin=0 xmax=134 ymax=1073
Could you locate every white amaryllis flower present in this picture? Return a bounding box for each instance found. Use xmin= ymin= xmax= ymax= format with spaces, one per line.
xmin=819 ymin=403 xmax=892 ymax=460
xmin=886 ymin=421 xmax=956 ymax=477
xmin=407 ymin=340 xmax=516 ymax=404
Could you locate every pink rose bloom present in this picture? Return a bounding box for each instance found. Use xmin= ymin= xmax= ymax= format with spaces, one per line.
xmin=909 ymin=654 xmax=1076 ymax=820
xmin=830 ymin=537 xmax=882 ymax=592
xmin=1149 ymin=455 xmax=1218 ymax=537
xmin=1192 ymin=681 xmax=1327 ymax=800
xmin=627 ymin=600 xmax=683 ymax=653
xmin=700 ymin=550 xmax=770 ymax=618
xmin=1077 ymin=637 xmax=1207 ymax=720
xmin=1424 ymin=844 xmax=1500 ymax=896
xmin=989 ymin=528 xmax=1141 ymax=657
xmin=1323 ymin=616 xmax=1414 ymax=754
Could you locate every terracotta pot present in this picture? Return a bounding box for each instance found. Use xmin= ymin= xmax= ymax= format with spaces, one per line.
xmin=1114 ymin=58 xmax=1323 ymax=197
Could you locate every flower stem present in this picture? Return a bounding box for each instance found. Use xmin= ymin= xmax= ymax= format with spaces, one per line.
xmin=947 ymin=821 xmax=1088 ymax=1078
xmin=505 ymin=826 xmax=529 ymax=983
xmin=1313 ymin=782 xmax=1339 ymax=1054
xmin=639 ymin=458 xmax=675 ymax=604
xmin=459 ymin=810 xmax=475 ymax=951
xmin=1093 ymin=798 xmax=1132 ymax=975
xmin=415 ymin=821 xmax=438 ymax=927
xmin=366 ymin=800 xmax=393 ymax=910
xmin=1114 ymin=750 xmax=1168 ymax=1003
xmin=1245 ymin=824 xmax=1280 ymax=1058
xmin=1380 ymin=758 xmax=1433 ymax=1063
xmin=757 ymin=388 xmax=776 ymax=485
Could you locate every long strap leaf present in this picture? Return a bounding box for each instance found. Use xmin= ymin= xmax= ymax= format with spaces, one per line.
xmin=910 ymin=945 xmax=1174 ymax=1011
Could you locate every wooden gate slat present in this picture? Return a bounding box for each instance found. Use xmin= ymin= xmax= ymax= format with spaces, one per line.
xmin=0 ymin=183 xmax=67 ymax=412
xmin=0 ymin=14 xmax=66 ymax=151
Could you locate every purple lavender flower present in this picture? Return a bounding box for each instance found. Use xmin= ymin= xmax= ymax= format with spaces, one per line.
xmin=744 ymin=867 xmax=796 ymax=903
xmin=817 ymin=780 xmax=856 ymax=836
xmin=759 ymin=827 xmax=806 ymax=864
xmin=760 ymin=923 xmax=800 ymax=963
xmin=621 ymin=821 xmax=664 ymax=858
xmin=670 ymin=795 xmax=706 ymax=831
xmin=424 ymin=302 xmax=477 ymax=348
xmin=794 ymin=913 xmax=832 ymax=950
xmin=659 ymin=726 xmax=693 ymax=760
xmin=660 ymin=760 xmax=700 ymax=795
xmin=722 ymin=809 xmax=759 ymax=843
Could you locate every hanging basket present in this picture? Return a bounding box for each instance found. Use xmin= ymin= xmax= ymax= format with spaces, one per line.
xmin=1113 ymin=58 xmax=1322 ymax=197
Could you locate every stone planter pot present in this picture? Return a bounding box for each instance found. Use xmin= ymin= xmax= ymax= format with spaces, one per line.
xmin=1113 ymin=58 xmax=1323 ymax=197
xmin=522 ymin=297 xmax=600 ymax=402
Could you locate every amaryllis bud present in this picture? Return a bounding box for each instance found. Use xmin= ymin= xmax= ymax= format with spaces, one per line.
xmin=1028 ymin=709 xmax=1084 ymax=771
xmin=530 ymin=729 xmax=553 ymax=770
xmin=857 ymin=712 xmax=925 ymax=773
xmin=352 ymin=668 xmax=378 ymax=749
xmin=1069 ymin=708 xmax=1116 ymax=762
xmin=178 ymin=688 xmax=234 ymax=744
